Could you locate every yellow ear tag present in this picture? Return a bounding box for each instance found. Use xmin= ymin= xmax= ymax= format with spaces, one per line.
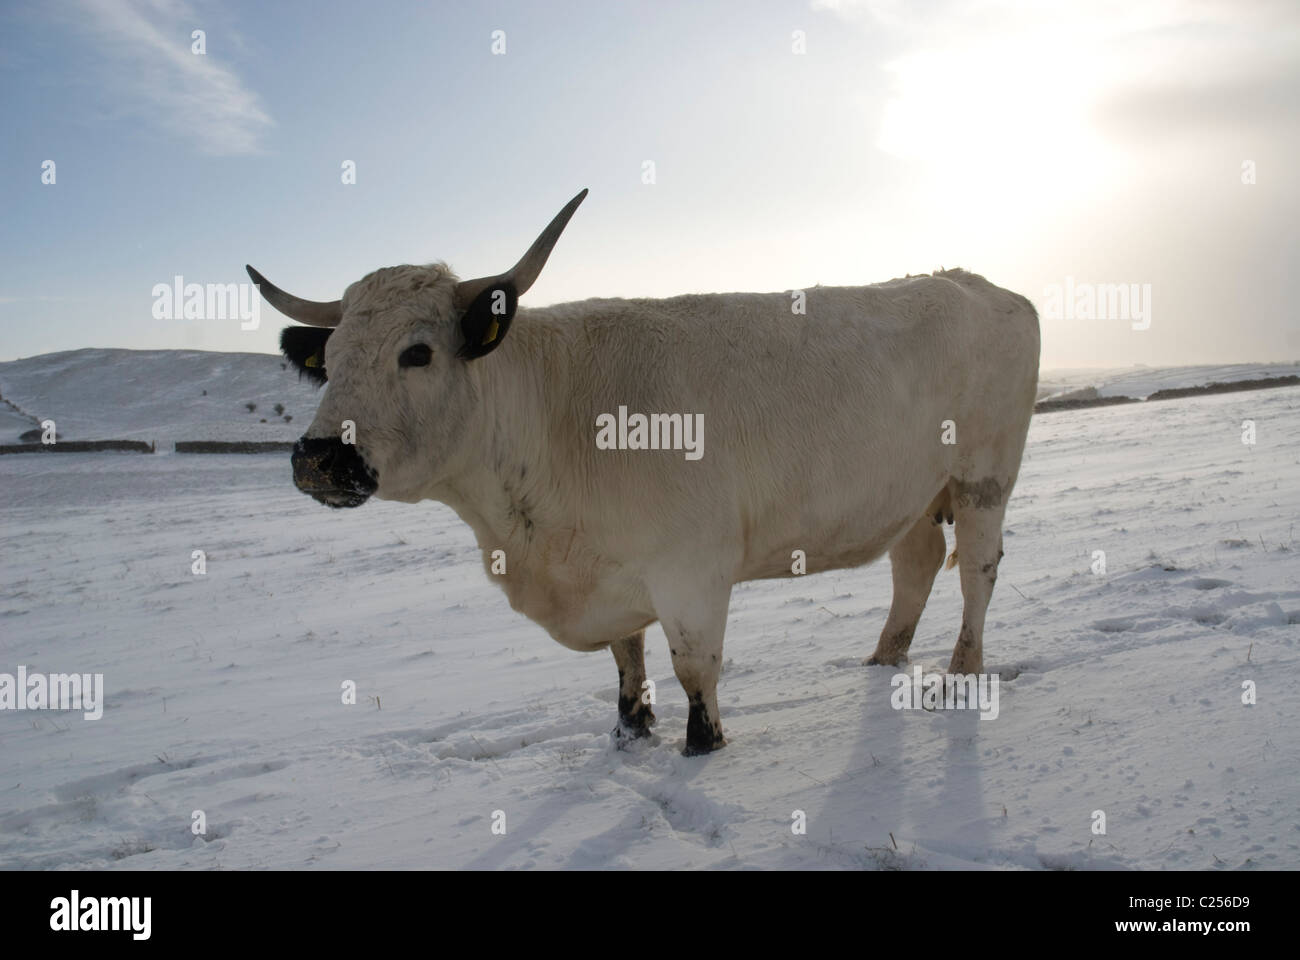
xmin=483 ymin=319 xmax=500 ymax=344
xmin=304 ymin=353 xmax=321 ymax=368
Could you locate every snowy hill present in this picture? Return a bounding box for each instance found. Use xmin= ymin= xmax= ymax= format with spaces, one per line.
xmin=1036 ymin=361 xmax=1300 ymax=402
xmin=1 ymin=347 xmax=1298 ymax=869
xmin=0 ymin=348 xmax=322 ymax=445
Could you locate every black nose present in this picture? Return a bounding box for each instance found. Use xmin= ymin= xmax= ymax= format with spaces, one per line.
xmin=291 ymin=436 xmax=378 ymax=508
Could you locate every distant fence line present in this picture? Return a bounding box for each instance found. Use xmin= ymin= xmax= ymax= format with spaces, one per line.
xmin=173 ymin=441 xmax=295 ymax=454
xmin=1033 ymin=396 xmax=1140 ymax=414
xmin=0 ymin=439 xmax=154 ymax=455
xmin=1145 ymin=375 xmax=1299 ymax=402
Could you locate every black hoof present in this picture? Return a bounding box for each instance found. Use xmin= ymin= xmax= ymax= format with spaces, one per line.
xmin=681 ymin=735 xmax=727 ymax=757
xmin=612 ymin=708 xmax=656 ymax=747
xmin=684 ymin=694 xmax=726 ymax=756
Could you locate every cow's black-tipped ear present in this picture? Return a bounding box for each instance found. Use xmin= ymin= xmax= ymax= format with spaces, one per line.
xmin=457 ymin=282 xmax=517 ymax=360
xmin=281 ymin=326 xmax=332 ymax=386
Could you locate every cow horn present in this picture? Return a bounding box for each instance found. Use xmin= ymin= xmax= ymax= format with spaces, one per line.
xmin=454 ymin=189 xmax=587 ymax=310
xmin=246 ymin=265 xmax=342 ymax=327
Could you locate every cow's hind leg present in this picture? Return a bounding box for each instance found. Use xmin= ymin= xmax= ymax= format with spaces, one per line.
xmin=610 ymin=630 xmax=655 ymax=744
xmin=866 ymin=512 xmax=947 ymax=666
xmin=947 ymin=481 xmax=1008 ymax=675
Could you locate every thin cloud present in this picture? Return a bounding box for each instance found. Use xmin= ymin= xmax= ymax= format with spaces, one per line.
xmin=73 ymin=0 xmax=272 ymax=155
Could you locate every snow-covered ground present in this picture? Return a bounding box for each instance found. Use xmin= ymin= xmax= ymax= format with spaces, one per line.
xmin=1 ymin=352 xmax=1298 ymax=870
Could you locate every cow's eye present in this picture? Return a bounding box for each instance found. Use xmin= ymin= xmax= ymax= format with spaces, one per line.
xmin=399 ymin=344 xmax=432 ymax=368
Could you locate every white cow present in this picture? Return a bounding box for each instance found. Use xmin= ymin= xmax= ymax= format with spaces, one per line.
xmin=249 ymin=189 xmax=1039 ymax=755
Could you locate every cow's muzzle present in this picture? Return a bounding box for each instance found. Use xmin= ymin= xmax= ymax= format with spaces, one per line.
xmin=291 ymin=436 xmax=378 ymax=509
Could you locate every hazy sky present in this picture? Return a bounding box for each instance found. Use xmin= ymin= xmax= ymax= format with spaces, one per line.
xmin=1 ymin=0 xmax=1296 ymax=368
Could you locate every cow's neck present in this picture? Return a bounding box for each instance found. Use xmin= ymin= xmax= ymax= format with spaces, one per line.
xmin=437 ymin=315 xmax=574 ymax=565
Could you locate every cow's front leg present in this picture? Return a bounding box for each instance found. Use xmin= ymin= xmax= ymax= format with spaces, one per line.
xmin=610 ymin=630 xmax=655 ymax=744
xmin=653 ymin=580 xmax=733 ymax=756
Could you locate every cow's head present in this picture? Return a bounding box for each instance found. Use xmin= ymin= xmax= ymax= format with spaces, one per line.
xmin=248 ymin=189 xmax=586 ymax=508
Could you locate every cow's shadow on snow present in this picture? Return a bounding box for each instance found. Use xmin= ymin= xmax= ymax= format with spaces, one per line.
xmin=810 ymin=660 xmax=993 ymax=869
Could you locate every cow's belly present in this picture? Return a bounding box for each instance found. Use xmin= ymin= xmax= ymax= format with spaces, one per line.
xmin=549 ymin=607 xmax=657 ymax=652
xmin=735 ymin=462 xmax=946 ymax=582
xmin=494 ymin=541 xmax=655 ymax=652
xmin=737 ymin=509 xmax=918 ymax=582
